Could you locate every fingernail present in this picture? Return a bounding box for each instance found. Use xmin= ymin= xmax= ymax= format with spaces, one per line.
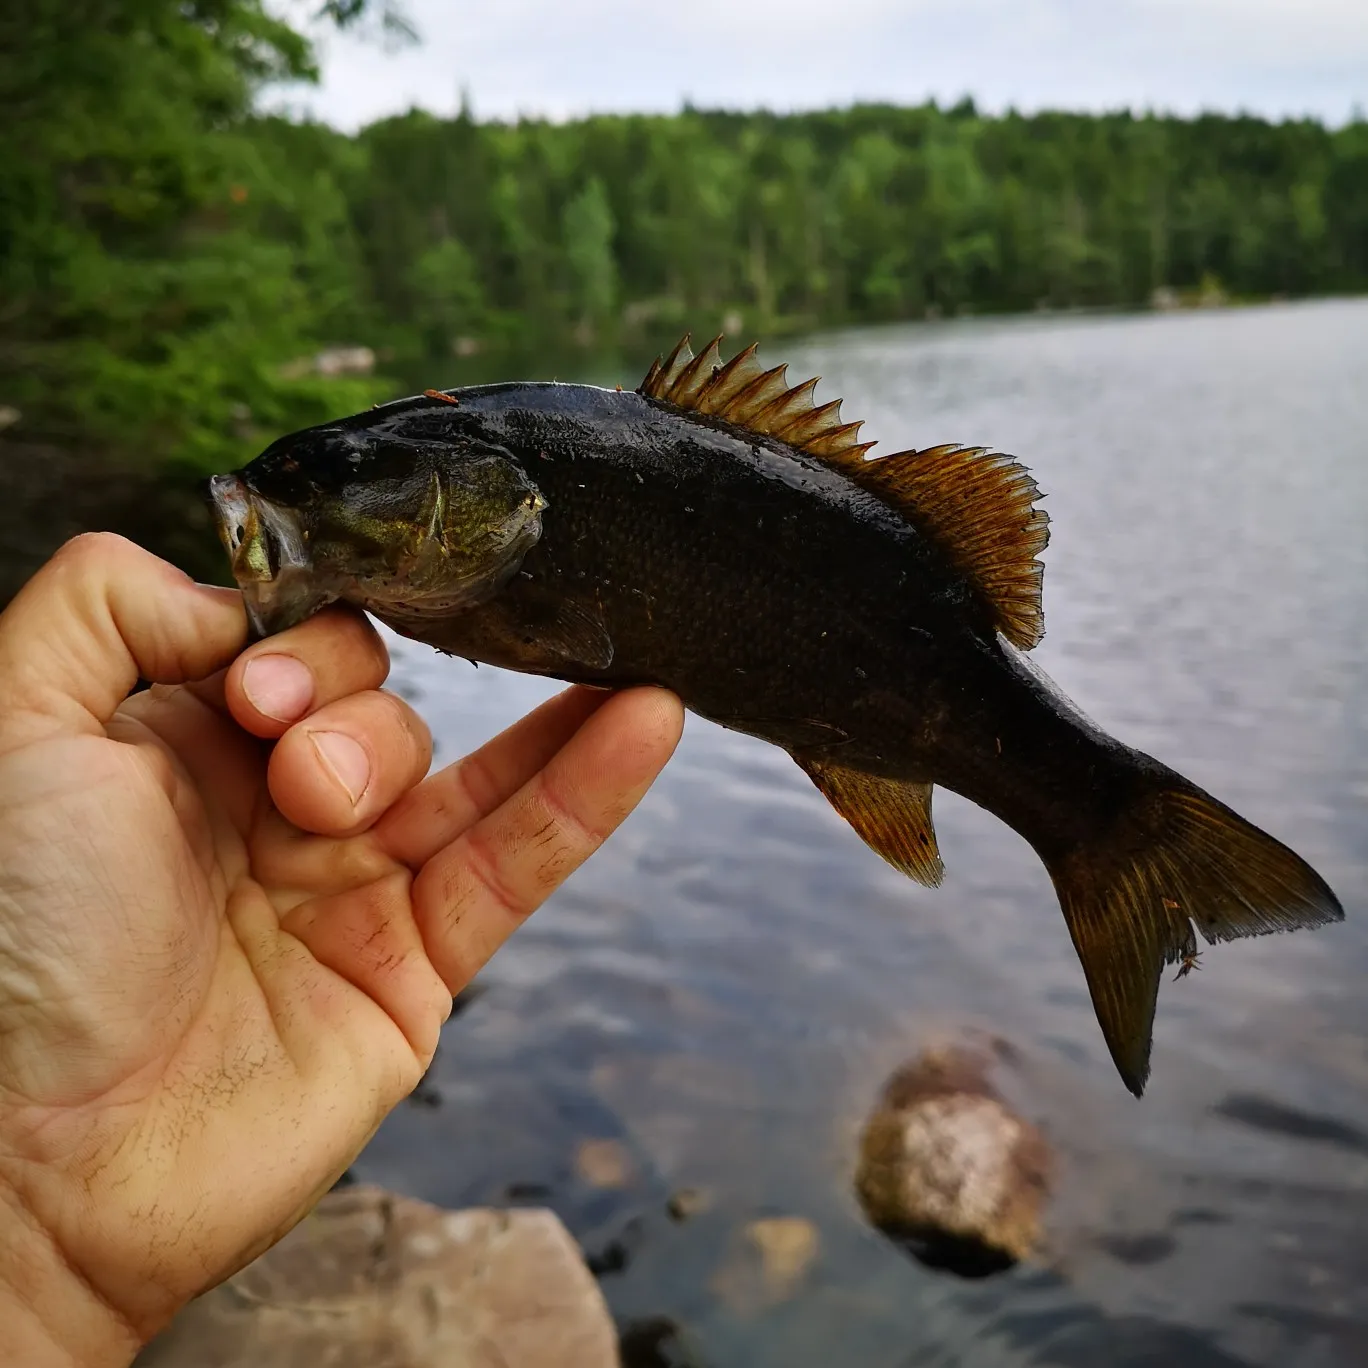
xmin=242 ymin=654 xmax=313 ymax=722
xmin=309 ymin=731 xmax=371 ymax=806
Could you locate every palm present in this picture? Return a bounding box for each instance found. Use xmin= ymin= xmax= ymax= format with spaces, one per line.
xmin=0 ymin=540 xmax=682 ymax=1353
xmin=1 ymin=689 xmax=429 ymax=1323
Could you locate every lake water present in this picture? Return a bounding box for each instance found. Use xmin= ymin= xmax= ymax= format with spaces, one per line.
xmin=351 ymin=299 xmax=1368 ymax=1367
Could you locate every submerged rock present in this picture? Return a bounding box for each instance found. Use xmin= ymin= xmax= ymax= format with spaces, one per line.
xmin=619 ymin=1314 xmax=712 ymax=1366
xmin=280 ymin=345 xmax=376 ymax=379
xmin=135 ymin=1185 xmax=617 ymax=1367
xmin=666 ymin=1186 xmax=712 ymax=1222
xmin=745 ymin=1216 xmax=820 ymax=1292
xmin=575 ymin=1136 xmax=636 ymax=1189
xmin=855 ymin=1042 xmax=1053 ymax=1275
xmin=711 ymin=1215 xmax=820 ymax=1313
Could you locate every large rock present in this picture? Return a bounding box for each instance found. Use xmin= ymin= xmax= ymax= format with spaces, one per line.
xmin=854 ymin=1042 xmax=1053 ymax=1275
xmin=135 ymin=1185 xmax=619 ymax=1368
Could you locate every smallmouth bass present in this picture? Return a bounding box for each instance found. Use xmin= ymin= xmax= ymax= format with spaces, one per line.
xmin=209 ymin=335 xmax=1343 ymax=1095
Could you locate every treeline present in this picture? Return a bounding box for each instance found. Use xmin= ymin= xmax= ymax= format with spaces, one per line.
xmin=4 ymin=0 xmax=1368 ymax=478
xmin=326 ymin=100 xmax=1368 ymax=355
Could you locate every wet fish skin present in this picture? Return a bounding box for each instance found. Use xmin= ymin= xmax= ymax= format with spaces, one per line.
xmin=213 ymin=354 xmax=1344 ymax=1096
xmin=239 ymin=381 xmax=1005 ymax=762
xmin=212 ymin=423 xmax=547 ymax=637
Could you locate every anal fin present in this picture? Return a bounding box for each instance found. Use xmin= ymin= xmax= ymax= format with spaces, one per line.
xmin=795 ymin=757 xmax=944 ymax=887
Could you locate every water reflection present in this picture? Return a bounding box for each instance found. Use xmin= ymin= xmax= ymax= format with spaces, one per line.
xmin=354 ymin=299 xmax=1368 ymax=1366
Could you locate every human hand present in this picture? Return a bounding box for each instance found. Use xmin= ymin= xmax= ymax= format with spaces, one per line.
xmin=0 ymin=534 xmax=683 ymax=1366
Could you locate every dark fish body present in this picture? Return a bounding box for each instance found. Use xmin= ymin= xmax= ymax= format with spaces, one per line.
xmin=210 ymin=338 xmax=1344 ymax=1095
xmin=354 ymin=383 xmax=1122 ymax=847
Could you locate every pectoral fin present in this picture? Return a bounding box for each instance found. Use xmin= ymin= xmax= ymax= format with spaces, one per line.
xmin=794 ymin=757 xmax=944 ymax=887
xmin=377 ymin=585 xmax=614 ymax=674
xmin=480 ymin=587 xmax=615 ymax=672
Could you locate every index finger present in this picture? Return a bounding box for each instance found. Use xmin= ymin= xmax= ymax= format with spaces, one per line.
xmin=223 ymin=606 xmax=390 ymax=738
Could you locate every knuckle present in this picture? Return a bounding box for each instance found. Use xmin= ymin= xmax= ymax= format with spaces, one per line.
xmin=334 ymin=836 xmax=398 ymax=888
xmin=58 ymin=530 xmax=130 ymax=560
xmin=328 ymin=606 xmax=389 ymax=677
xmin=376 ymin=685 xmax=414 ymax=728
xmin=51 ymin=531 xmax=137 ymax=577
xmin=459 ymin=826 xmax=527 ymax=919
xmin=453 ymin=751 xmax=501 ymax=816
xmin=377 ymin=690 xmax=430 ymax=759
xmin=532 ymin=772 xmax=605 ymax=854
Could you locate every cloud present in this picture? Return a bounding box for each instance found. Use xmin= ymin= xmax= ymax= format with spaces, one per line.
xmin=263 ymin=0 xmax=1368 ymax=129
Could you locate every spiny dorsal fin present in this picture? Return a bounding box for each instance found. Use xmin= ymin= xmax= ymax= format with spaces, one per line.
xmin=794 ymin=756 xmax=944 ymax=888
xmin=639 ymin=336 xmax=1049 ymax=651
xmin=850 ymin=445 xmax=1049 ymax=650
xmin=639 ymin=333 xmax=874 ymax=469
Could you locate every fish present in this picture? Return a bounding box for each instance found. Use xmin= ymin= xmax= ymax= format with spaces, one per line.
xmin=208 ymin=334 xmax=1344 ymax=1096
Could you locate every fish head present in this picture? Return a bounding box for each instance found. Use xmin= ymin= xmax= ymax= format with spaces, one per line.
xmin=209 ymin=424 xmax=547 ymax=637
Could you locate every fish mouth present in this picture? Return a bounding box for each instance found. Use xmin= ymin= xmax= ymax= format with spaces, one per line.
xmin=208 ymin=474 xmax=333 ymax=637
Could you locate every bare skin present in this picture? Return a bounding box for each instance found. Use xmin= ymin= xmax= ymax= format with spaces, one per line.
xmin=0 ymin=533 xmax=684 ymax=1366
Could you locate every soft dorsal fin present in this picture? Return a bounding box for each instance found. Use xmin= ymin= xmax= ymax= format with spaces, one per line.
xmin=850 ymin=445 xmax=1050 ymax=651
xmin=639 ymin=335 xmax=1050 ymax=651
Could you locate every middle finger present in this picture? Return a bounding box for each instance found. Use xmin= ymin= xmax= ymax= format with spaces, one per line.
xmin=410 ymin=687 xmax=683 ymax=991
xmin=268 ymin=688 xmax=432 ymax=837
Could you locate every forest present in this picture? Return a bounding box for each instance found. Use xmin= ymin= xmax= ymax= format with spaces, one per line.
xmin=3 ymin=0 xmax=1367 ymax=484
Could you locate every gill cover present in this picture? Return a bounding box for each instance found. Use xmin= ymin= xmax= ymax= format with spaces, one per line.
xmin=211 ymin=428 xmax=547 ymax=636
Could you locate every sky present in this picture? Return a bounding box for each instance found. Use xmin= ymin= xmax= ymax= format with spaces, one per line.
xmin=265 ymin=0 xmax=1368 ymax=130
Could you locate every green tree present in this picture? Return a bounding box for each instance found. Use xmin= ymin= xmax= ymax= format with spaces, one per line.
xmin=410 ymin=237 xmax=485 ymax=354
xmin=5 ymin=12 xmax=1367 ymax=488
xmin=562 ymin=177 xmax=619 ymax=334
xmin=0 ymin=0 xmax=384 ymax=470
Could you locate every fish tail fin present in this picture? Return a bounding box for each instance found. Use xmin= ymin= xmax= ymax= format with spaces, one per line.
xmin=1040 ymin=768 xmax=1342 ymax=1096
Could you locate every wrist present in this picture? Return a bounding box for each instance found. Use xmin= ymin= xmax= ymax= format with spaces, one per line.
xmin=0 ymin=1183 xmax=140 ymax=1368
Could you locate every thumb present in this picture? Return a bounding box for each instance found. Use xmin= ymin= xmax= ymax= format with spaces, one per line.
xmin=0 ymin=533 xmax=248 ymax=753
